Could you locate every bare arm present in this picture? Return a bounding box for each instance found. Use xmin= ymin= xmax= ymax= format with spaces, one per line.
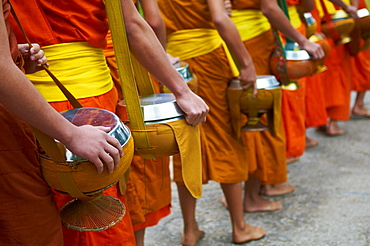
xmin=0 ymin=4 xmax=122 ymax=174
xmin=329 ymin=0 xmax=358 ymax=17
xmin=140 ymin=0 xmax=167 ymax=49
xmin=208 ymin=0 xmax=257 ymax=95
xmin=297 ymin=0 xmax=314 ymax=13
xmin=261 ymin=0 xmax=325 ymax=59
xmin=120 ymin=0 xmax=209 ymax=125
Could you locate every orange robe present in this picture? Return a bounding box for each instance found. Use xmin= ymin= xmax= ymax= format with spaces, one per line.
xmin=0 ymin=1 xmax=63 ymax=245
xmin=316 ymin=1 xmax=352 ymax=121
xmin=105 ymin=36 xmax=172 ymax=231
xmin=49 ymin=91 xmax=136 ymax=246
xmin=281 ymin=14 xmax=306 ymax=158
xmin=351 ymin=49 xmax=370 ymax=92
xmin=304 ymin=5 xmax=328 ymax=128
xmin=159 ymin=0 xmax=248 ymax=184
xmin=232 ymin=0 xmax=287 ymax=184
xmin=10 ymin=1 xmax=136 ymax=245
xmin=351 ymin=0 xmax=370 ymax=92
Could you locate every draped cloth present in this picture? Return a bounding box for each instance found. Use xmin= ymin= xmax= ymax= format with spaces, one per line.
xmin=230 ymin=0 xmax=288 ymax=184
xmin=159 ymin=0 xmax=249 ymax=184
xmin=26 ymin=42 xmax=113 ymax=102
xmin=0 ymin=1 xmax=63 ymax=245
xmin=351 ymin=49 xmax=370 ymax=92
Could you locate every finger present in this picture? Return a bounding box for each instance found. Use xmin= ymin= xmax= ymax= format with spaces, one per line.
xmin=104 ymin=142 xmax=121 ymax=168
xmin=99 ymin=152 xmax=115 ymax=173
xmin=106 ymin=135 xmax=123 ymax=159
xmin=94 ymin=126 xmax=112 ymax=132
xmin=29 ymin=44 xmax=40 ymax=54
xmin=192 ymin=114 xmax=202 ymax=125
xmin=185 ymin=115 xmax=196 ymax=125
xmin=90 ymin=157 xmax=104 ymax=174
xmin=37 ymin=56 xmax=48 ymax=65
xmin=252 ymin=86 xmax=258 ymax=98
xmin=30 ymin=50 xmax=45 ymax=61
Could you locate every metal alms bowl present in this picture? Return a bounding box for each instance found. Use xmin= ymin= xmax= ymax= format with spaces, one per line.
xmin=117 ymin=93 xmax=185 ymax=123
xmin=229 ymin=75 xmax=280 ymax=90
xmin=175 ymin=62 xmax=194 ymax=82
xmin=59 ymin=108 xmax=131 ymax=161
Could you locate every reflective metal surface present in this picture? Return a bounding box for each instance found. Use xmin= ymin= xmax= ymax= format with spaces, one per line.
xmin=283 ymin=42 xmax=311 ymax=60
xmin=304 ymin=12 xmax=316 ymax=25
xmin=118 ymin=93 xmax=185 ymax=122
xmin=229 ymin=75 xmax=280 ymax=90
xmin=145 ymin=116 xmax=186 ymax=125
xmin=332 ymin=10 xmax=350 ymax=20
xmin=175 ymin=62 xmax=194 ymax=82
xmin=358 ymin=8 xmax=370 ymax=18
xmin=59 ymin=108 xmax=131 ymax=161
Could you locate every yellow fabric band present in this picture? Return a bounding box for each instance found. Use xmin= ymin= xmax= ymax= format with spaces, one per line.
xmin=288 ymin=5 xmax=302 ymax=29
xmin=315 ymin=0 xmax=351 ymax=16
xmin=365 ymin=0 xmax=370 ymax=10
xmin=231 ymin=9 xmax=271 ymax=42
xmin=27 ymin=42 xmax=113 ymax=102
xmin=166 ymin=28 xmax=239 ymax=77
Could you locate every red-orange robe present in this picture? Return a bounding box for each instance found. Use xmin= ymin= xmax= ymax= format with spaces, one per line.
xmin=351 ymin=0 xmax=370 ymax=92
xmin=281 ymin=7 xmax=307 ymax=158
xmin=9 ymin=1 xmax=136 ymax=245
xmin=351 ymin=49 xmax=370 ymax=92
xmin=304 ymin=4 xmax=328 ymax=128
xmin=0 ymin=1 xmax=63 ymax=245
xmin=315 ymin=1 xmax=352 ymax=121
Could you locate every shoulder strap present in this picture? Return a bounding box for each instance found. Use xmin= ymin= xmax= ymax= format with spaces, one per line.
xmin=105 ymin=0 xmax=152 ymax=149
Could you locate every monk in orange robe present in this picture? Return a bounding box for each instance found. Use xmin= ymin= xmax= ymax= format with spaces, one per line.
xmin=0 ymin=1 xmax=123 ymax=245
xmin=104 ymin=1 xmax=178 ymax=245
xmin=314 ymin=0 xmax=357 ymax=135
xmin=159 ymin=0 xmax=266 ymax=244
xmin=229 ymin=0 xmax=324 ymax=212
xmin=349 ymin=0 xmax=370 ymax=117
xmin=304 ymin=4 xmax=329 ymax=147
xmin=10 ymin=0 xmax=208 ymax=245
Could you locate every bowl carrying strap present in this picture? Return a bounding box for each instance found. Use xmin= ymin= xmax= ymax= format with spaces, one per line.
xmin=10 ymin=2 xmax=94 ymax=200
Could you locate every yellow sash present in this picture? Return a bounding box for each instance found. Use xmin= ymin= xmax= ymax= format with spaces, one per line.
xmin=315 ymin=0 xmax=351 ymax=16
xmin=27 ymin=42 xmax=113 ymax=102
xmin=166 ymin=28 xmax=239 ymax=77
xmin=231 ymin=9 xmax=271 ymax=42
xmin=288 ymin=5 xmax=302 ymax=29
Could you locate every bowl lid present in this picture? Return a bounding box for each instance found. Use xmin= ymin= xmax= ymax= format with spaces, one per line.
xmin=118 ymin=93 xmax=185 ymax=122
xmin=284 ymin=49 xmax=311 ymax=60
xmin=60 ymin=108 xmax=131 ymax=161
xmin=332 ymin=10 xmax=350 ymax=20
xmin=229 ymin=75 xmax=280 ymax=90
xmin=358 ymin=8 xmax=370 ymax=18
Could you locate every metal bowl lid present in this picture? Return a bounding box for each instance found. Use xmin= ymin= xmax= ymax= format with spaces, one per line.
xmin=229 ymin=75 xmax=280 ymax=90
xmin=283 ymin=42 xmax=310 ymax=60
xmin=284 ymin=49 xmax=311 ymax=60
xmin=358 ymin=8 xmax=370 ymax=18
xmin=60 ymin=108 xmax=131 ymax=161
xmin=304 ymin=12 xmax=316 ymax=25
xmin=175 ymin=62 xmax=194 ymax=82
xmin=118 ymin=93 xmax=185 ymax=122
xmin=332 ymin=10 xmax=350 ymax=20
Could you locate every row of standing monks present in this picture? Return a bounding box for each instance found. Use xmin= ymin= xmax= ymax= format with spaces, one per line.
xmin=1 ymin=0 xmax=369 ymax=245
